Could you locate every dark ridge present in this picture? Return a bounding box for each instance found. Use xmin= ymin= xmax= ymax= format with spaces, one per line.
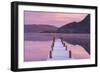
xmin=24 ymin=24 xmax=58 ymax=33
xmin=57 ymin=14 xmax=90 ymax=33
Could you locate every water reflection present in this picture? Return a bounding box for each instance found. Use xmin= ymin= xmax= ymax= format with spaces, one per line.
xmin=24 ymin=41 xmax=52 ymax=61
xmin=24 ymin=33 xmax=90 ymax=62
xmin=63 ymin=41 xmax=90 ymax=59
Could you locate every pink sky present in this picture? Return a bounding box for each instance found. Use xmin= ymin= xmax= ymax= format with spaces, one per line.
xmin=24 ymin=11 xmax=88 ymax=27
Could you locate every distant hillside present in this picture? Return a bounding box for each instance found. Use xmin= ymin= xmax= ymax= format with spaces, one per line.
xmin=57 ymin=14 xmax=90 ymax=33
xmin=24 ymin=24 xmax=58 ymax=33
xmin=24 ymin=15 xmax=90 ymax=33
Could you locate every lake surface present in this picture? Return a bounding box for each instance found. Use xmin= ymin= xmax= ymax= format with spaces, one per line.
xmin=24 ymin=33 xmax=90 ymax=62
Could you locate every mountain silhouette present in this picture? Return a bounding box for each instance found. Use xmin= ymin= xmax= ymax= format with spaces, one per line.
xmin=25 ymin=14 xmax=90 ymax=33
xmin=24 ymin=24 xmax=58 ymax=33
xmin=57 ymin=14 xmax=90 ymax=33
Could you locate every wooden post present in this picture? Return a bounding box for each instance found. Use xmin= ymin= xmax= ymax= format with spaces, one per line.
xmin=52 ymin=37 xmax=55 ymax=51
xmin=49 ymin=51 xmax=52 ymax=58
xmin=69 ymin=50 xmax=72 ymax=58
xmin=63 ymin=43 xmax=65 ymax=47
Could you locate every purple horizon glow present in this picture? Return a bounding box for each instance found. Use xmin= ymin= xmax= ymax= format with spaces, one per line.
xmin=24 ymin=11 xmax=88 ymax=27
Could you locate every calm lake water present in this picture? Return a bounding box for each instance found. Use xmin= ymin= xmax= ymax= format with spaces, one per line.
xmin=24 ymin=33 xmax=90 ymax=62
